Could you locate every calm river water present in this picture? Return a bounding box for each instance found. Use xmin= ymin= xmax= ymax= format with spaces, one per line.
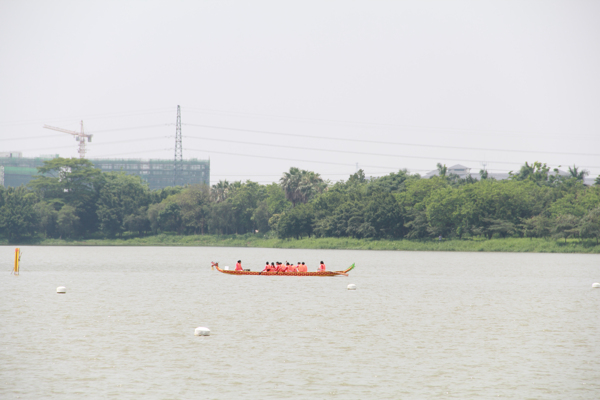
xmin=1 ymin=246 xmax=599 ymax=399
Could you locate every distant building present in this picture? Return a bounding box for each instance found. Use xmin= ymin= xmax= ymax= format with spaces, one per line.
xmin=0 ymin=153 xmax=210 ymax=189
xmin=0 ymin=151 xmax=23 ymax=158
xmin=90 ymin=158 xmax=210 ymax=190
xmin=424 ymin=164 xmax=473 ymax=179
xmin=0 ymin=152 xmax=47 ymax=187
xmin=423 ymin=163 xmax=586 ymax=183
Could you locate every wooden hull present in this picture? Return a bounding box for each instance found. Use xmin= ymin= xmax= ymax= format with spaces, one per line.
xmin=212 ymin=263 xmax=355 ymax=277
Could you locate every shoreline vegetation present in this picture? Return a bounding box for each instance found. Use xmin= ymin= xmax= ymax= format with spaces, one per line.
xmin=2 ymin=159 xmax=600 ymax=250
xmin=3 ymin=234 xmax=599 ymax=253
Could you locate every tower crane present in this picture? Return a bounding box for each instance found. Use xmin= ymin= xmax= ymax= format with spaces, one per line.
xmin=43 ymin=120 xmax=93 ymax=159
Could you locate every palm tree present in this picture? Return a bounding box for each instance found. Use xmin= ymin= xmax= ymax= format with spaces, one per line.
xmin=211 ymin=180 xmax=229 ymax=203
xmin=280 ymin=167 xmax=303 ymax=206
xmin=568 ymin=165 xmax=589 ymax=181
xmin=510 ymin=162 xmax=551 ymax=183
xmin=297 ymin=171 xmax=326 ymax=203
xmin=280 ymin=167 xmax=326 ymax=206
xmin=436 ymin=163 xmax=447 ymax=178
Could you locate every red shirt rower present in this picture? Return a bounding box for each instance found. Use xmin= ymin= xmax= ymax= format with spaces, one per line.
xmin=319 ymin=261 xmax=326 ymax=272
xmin=235 ymin=260 xmax=243 ymax=271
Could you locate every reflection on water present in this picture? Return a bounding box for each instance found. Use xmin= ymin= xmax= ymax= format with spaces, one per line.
xmin=1 ymin=246 xmax=599 ymax=399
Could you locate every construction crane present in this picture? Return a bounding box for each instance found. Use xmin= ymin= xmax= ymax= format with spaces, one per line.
xmin=43 ymin=120 xmax=93 ymax=159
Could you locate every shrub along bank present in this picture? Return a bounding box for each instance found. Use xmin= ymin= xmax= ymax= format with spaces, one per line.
xmin=6 ymin=234 xmax=599 ymax=254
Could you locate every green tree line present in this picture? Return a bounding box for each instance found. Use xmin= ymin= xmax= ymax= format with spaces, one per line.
xmin=1 ymin=158 xmax=599 ymax=244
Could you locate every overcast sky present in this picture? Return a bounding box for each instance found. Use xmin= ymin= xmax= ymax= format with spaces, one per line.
xmin=1 ymin=0 xmax=599 ymax=185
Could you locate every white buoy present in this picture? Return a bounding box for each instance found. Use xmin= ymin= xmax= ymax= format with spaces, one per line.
xmin=224 ymin=266 xmax=229 ymax=270
xmin=194 ymin=327 xmax=210 ymax=336
xmin=347 ymin=284 xmax=357 ymax=290
xmin=56 ymin=286 xmax=66 ymax=294
xmin=592 ymin=283 xmax=600 ymax=288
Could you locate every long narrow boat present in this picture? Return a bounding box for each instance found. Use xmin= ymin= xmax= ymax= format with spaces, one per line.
xmin=211 ymin=262 xmax=355 ymax=277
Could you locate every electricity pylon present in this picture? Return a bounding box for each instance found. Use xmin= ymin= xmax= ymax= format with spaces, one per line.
xmin=173 ymin=105 xmax=183 ymax=186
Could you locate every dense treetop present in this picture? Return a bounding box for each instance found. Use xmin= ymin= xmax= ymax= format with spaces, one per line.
xmin=0 ymin=157 xmax=599 ymax=244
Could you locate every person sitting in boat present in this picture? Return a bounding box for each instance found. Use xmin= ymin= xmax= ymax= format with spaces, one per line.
xmin=319 ymin=261 xmax=326 ymax=272
xmin=235 ymin=260 xmax=243 ymax=271
xmin=288 ymin=262 xmax=298 ymax=273
xmin=298 ymin=262 xmax=307 ymax=273
xmin=262 ymin=262 xmax=271 ymax=272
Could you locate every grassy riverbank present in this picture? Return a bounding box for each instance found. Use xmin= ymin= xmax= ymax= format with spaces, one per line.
xmin=4 ymin=234 xmax=599 ymax=253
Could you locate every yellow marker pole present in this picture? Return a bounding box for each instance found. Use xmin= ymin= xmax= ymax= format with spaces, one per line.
xmin=14 ymin=248 xmax=20 ymax=275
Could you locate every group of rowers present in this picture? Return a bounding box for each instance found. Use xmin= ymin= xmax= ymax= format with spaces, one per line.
xmin=234 ymin=260 xmax=326 ymax=273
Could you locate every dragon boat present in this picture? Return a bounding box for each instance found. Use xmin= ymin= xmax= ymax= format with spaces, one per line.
xmin=211 ymin=262 xmax=355 ymax=277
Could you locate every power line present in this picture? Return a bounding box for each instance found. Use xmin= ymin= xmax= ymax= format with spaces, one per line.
xmin=10 ymin=140 xmax=599 ymax=172
xmin=3 ymin=144 xmax=77 ymax=152
xmin=91 ymin=148 xmax=172 ymax=158
xmin=91 ymin=136 xmax=170 ymax=147
xmin=89 ymin=143 xmax=600 ymax=172
xmin=0 ymin=134 xmax=65 ymax=141
xmin=183 ymin=124 xmax=600 ymax=158
xmin=184 ymin=135 xmax=600 ymax=168
xmin=208 ymin=166 xmax=534 ymax=177
xmin=0 ymin=107 xmax=174 ymax=127
xmin=89 ymin=124 xmax=170 ymax=133
xmin=13 ymin=136 xmax=169 ymax=153
xmin=181 ymin=106 xmax=597 ymax=139
xmin=209 ymin=171 xmax=429 ymax=177
xmin=186 ymin=147 xmax=398 ymax=170
xmin=188 ymin=146 xmax=600 ymax=171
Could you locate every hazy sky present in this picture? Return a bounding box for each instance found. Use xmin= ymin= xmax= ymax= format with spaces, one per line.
xmin=1 ymin=0 xmax=599 ymax=184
